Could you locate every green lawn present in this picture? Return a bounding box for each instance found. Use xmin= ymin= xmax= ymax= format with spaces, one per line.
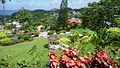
xmin=0 ymin=37 xmax=49 ymax=68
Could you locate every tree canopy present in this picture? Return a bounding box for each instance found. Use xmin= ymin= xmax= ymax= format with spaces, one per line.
xmin=80 ymin=0 xmax=120 ymax=31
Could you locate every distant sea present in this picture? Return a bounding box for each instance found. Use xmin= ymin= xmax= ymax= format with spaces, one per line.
xmin=0 ymin=10 xmax=17 ymax=15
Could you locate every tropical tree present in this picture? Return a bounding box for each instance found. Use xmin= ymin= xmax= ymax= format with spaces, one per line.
xmin=0 ymin=0 xmax=11 ymax=23
xmin=57 ymin=0 xmax=68 ymax=29
xmin=12 ymin=8 xmax=33 ymax=30
xmin=80 ymin=0 xmax=120 ymax=31
xmin=12 ymin=8 xmax=33 ymax=23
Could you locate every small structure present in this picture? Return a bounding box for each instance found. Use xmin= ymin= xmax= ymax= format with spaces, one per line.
xmin=48 ymin=34 xmax=60 ymax=50
xmin=37 ymin=25 xmax=48 ymax=38
xmin=12 ymin=20 xmax=21 ymax=29
xmin=12 ymin=20 xmax=19 ymax=25
xmin=0 ymin=25 xmax=4 ymax=31
xmin=39 ymin=32 xmax=48 ymax=38
xmin=37 ymin=25 xmax=45 ymax=32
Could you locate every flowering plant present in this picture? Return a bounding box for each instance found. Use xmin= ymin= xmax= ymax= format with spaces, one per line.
xmin=91 ymin=50 xmax=118 ymax=68
xmin=67 ymin=18 xmax=82 ymax=24
xmin=49 ymin=46 xmax=118 ymax=68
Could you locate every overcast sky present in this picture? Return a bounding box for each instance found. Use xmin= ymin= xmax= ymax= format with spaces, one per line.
xmin=0 ymin=0 xmax=100 ymax=10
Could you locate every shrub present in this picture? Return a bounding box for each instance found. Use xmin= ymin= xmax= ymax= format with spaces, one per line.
xmin=49 ymin=46 xmax=118 ymax=68
xmin=59 ymin=30 xmax=67 ymax=33
xmin=0 ymin=58 xmax=9 ymax=68
xmin=17 ymin=34 xmax=33 ymax=42
xmin=0 ymin=38 xmax=14 ymax=46
xmin=0 ymin=32 xmax=7 ymax=39
xmin=15 ymin=38 xmax=24 ymax=43
xmin=96 ymin=27 xmax=120 ymax=46
xmin=115 ymin=18 xmax=120 ymax=25
xmin=17 ymin=60 xmax=29 ymax=68
xmin=48 ymin=30 xmax=54 ymax=35
xmin=58 ymin=38 xmax=71 ymax=44
xmin=1 ymin=29 xmax=10 ymax=34
xmin=33 ymin=32 xmax=39 ymax=37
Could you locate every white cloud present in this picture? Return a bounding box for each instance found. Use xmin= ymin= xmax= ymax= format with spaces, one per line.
xmin=1 ymin=0 xmax=100 ymax=10
xmin=50 ymin=0 xmax=57 ymax=4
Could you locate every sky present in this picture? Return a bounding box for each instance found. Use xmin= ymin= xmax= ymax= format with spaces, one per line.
xmin=0 ymin=0 xmax=100 ymax=10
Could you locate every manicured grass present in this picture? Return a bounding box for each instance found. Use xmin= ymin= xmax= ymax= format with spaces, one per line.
xmin=0 ymin=37 xmax=49 ymax=68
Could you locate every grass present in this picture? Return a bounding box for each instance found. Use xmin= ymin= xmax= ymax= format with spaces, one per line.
xmin=0 ymin=37 xmax=49 ymax=68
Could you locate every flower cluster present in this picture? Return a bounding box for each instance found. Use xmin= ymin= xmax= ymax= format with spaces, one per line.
xmin=49 ymin=46 xmax=118 ymax=68
xmin=59 ymin=46 xmax=91 ymax=68
xmin=67 ymin=18 xmax=82 ymax=24
xmin=91 ymin=50 xmax=118 ymax=68
xmin=49 ymin=51 xmax=59 ymax=68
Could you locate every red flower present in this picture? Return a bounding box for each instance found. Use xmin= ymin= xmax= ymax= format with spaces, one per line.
xmin=68 ymin=18 xmax=82 ymax=24
xmin=49 ymin=51 xmax=57 ymax=60
xmin=72 ymin=65 xmax=79 ymax=68
xmin=69 ymin=50 xmax=77 ymax=57
xmin=80 ymin=63 xmax=87 ymax=68
xmin=66 ymin=60 xmax=76 ymax=68
xmin=80 ymin=56 xmax=91 ymax=63
xmin=49 ymin=47 xmax=118 ymax=68
xmin=96 ymin=50 xmax=108 ymax=58
xmin=49 ymin=51 xmax=59 ymax=68
xmin=68 ymin=46 xmax=76 ymax=50
xmin=61 ymin=55 xmax=71 ymax=62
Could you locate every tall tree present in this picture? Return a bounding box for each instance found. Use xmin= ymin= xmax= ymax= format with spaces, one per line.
xmin=12 ymin=8 xmax=33 ymax=23
xmin=12 ymin=8 xmax=33 ymax=30
xmin=1 ymin=0 xmax=6 ymax=15
xmin=57 ymin=0 xmax=68 ymax=29
xmin=80 ymin=0 xmax=120 ymax=31
xmin=0 ymin=0 xmax=11 ymax=24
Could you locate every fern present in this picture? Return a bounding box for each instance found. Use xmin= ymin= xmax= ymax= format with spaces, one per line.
xmin=96 ymin=27 xmax=120 ymax=46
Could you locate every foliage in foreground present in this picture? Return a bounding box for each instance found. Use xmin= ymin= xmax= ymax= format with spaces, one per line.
xmin=49 ymin=46 xmax=118 ymax=68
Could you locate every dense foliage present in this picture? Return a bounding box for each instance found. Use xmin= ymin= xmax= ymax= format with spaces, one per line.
xmin=0 ymin=0 xmax=120 ymax=67
xmin=80 ymin=0 xmax=120 ymax=30
xmin=57 ymin=0 xmax=68 ymax=29
xmin=12 ymin=8 xmax=33 ymax=23
xmin=49 ymin=46 xmax=118 ymax=68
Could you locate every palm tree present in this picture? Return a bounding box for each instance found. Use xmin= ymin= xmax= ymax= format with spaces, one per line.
xmin=0 ymin=0 xmax=11 ymax=24
xmin=0 ymin=0 xmax=6 ymax=15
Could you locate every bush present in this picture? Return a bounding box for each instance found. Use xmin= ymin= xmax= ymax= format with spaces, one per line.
xmin=115 ymin=18 xmax=120 ymax=25
xmin=32 ymin=32 xmax=39 ymax=37
xmin=1 ymin=29 xmax=10 ymax=34
xmin=15 ymin=38 xmax=24 ymax=43
xmin=0 ymin=38 xmax=14 ymax=46
xmin=0 ymin=32 xmax=7 ymax=39
xmin=58 ymin=38 xmax=71 ymax=44
xmin=59 ymin=30 xmax=67 ymax=33
xmin=17 ymin=34 xmax=33 ymax=42
xmin=96 ymin=27 xmax=120 ymax=46
xmin=49 ymin=46 xmax=118 ymax=68
xmin=48 ymin=30 xmax=54 ymax=35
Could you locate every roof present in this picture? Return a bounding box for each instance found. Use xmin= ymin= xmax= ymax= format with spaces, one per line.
xmin=48 ymin=34 xmax=60 ymax=41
